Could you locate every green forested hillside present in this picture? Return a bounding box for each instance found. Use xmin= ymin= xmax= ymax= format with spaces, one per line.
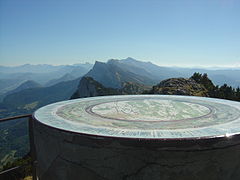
xmin=0 ymin=118 xmax=29 ymax=170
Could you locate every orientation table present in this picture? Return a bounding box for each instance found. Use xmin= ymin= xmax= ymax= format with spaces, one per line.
xmin=33 ymin=95 xmax=240 ymax=180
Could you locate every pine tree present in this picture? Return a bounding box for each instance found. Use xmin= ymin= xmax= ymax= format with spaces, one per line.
xmin=191 ymin=72 xmax=239 ymax=102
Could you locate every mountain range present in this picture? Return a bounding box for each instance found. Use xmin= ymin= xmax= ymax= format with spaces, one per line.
xmin=85 ymin=60 xmax=157 ymax=88
xmin=0 ymin=78 xmax=81 ymax=118
xmin=85 ymin=57 xmax=240 ymax=88
xmin=0 ymin=57 xmax=240 ymax=171
xmin=0 ymin=63 xmax=93 ymax=74
xmin=0 ymin=63 xmax=93 ymax=95
xmin=1 ymin=57 xmax=240 ymax=118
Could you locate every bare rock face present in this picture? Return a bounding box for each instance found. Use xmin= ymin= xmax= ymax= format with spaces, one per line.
xmin=150 ymin=78 xmax=209 ymax=96
xmin=71 ymin=77 xmax=118 ymax=99
xmin=71 ymin=77 xmax=150 ymax=99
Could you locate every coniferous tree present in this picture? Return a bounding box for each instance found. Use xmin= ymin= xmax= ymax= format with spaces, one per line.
xmin=191 ymin=73 xmax=239 ymax=102
xmin=236 ymin=87 xmax=240 ymax=100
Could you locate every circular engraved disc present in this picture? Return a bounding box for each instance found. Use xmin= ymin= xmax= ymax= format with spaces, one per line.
xmin=89 ymin=100 xmax=212 ymax=122
xmin=34 ymin=95 xmax=240 ymax=139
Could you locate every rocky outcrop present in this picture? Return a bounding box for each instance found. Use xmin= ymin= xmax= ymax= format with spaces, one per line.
xmin=71 ymin=77 xmax=118 ymax=99
xmin=149 ymin=78 xmax=209 ymax=96
xmin=71 ymin=77 xmax=150 ymax=99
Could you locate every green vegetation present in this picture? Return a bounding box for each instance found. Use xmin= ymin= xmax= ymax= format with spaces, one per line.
xmin=22 ymin=101 xmax=39 ymax=111
xmin=191 ymin=72 xmax=240 ymax=101
xmin=0 ymin=150 xmax=17 ymax=169
xmin=0 ymin=118 xmax=31 ymax=179
xmin=0 ymin=118 xmax=29 ymax=170
xmin=1 ymin=154 xmax=32 ymax=180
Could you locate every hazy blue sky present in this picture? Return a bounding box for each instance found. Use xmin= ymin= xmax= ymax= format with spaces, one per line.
xmin=0 ymin=0 xmax=239 ymax=67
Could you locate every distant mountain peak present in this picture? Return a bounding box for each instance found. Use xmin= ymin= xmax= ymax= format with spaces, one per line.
xmin=95 ymin=61 xmax=105 ymax=65
xmin=107 ymin=58 xmax=118 ymax=63
xmin=147 ymin=61 xmax=154 ymax=64
xmin=85 ymin=59 xmax=160 ymax=89
xmin=106 ymin=57 xmax=138 ymax=64
xmin=17 ymin=80 xmax=41 ymax=88
xmin=21 ymin=64 xmax=31 ymax=67
xmin=5 ymin=80 xmax=41 ymax=96
xmin=124 ymin=57 xmax=137 ymax=61
xmin=93 ymin=61 xmax=108 ymax=68
xmin=45 ymin=73 xmax=76 ymax=87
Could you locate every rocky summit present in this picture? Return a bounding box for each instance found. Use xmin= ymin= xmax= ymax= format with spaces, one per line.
xmin=149 ymin=78 xmax=209 ymax=96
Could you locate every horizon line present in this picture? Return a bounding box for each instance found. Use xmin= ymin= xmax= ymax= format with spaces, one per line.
xmin=0 ymin=57 xmax=240 ymax=69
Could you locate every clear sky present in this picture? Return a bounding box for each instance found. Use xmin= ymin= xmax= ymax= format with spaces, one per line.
xmin=0 ymin=0 xmax=239 ymax=67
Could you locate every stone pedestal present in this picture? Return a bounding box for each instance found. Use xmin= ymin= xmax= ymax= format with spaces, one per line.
xmin=33 ymin=95 xmax=240 ymax=180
